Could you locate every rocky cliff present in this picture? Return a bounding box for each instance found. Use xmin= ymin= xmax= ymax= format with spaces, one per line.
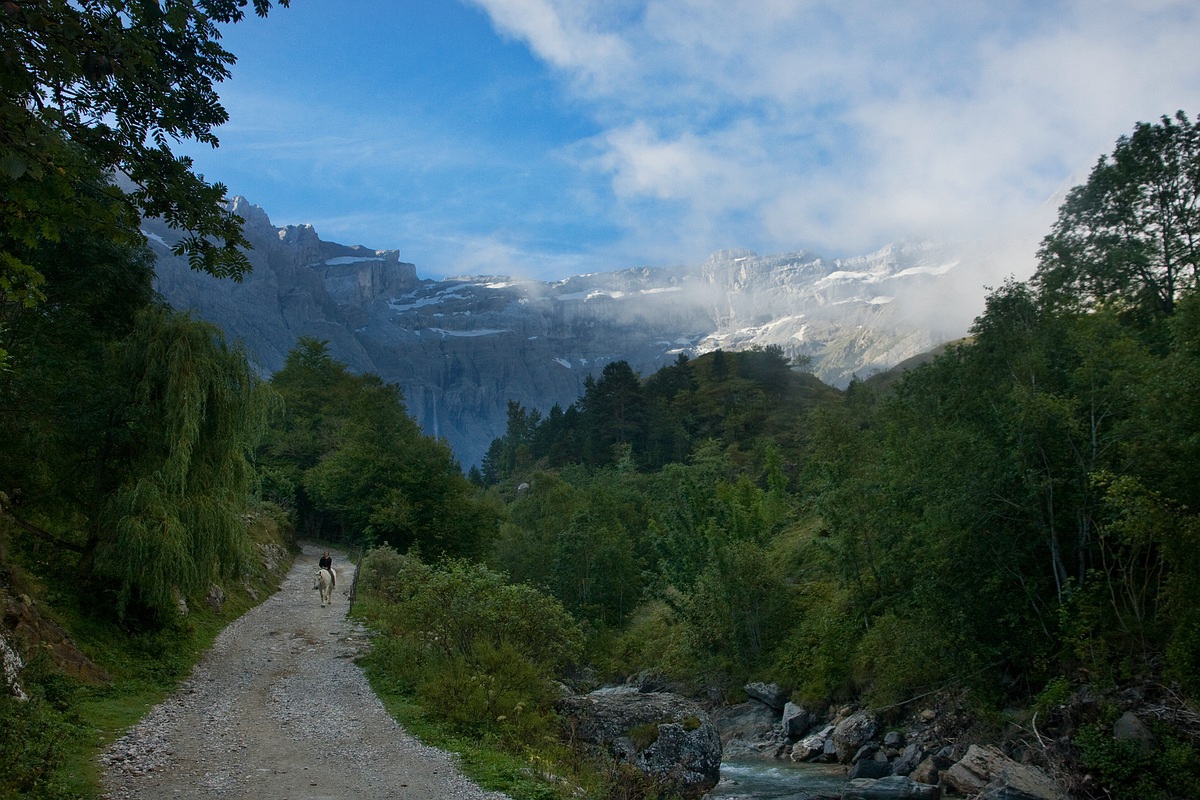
xmin=148 ymin=199 xmax=974 ymax=468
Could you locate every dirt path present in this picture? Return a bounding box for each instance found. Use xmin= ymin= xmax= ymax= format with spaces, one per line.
xmin=101 ymin=543 xmax=510 ymax=800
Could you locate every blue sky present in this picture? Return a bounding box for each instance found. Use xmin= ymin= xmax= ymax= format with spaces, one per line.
xmin=184 ymin=1 xmax=1200 ymax=284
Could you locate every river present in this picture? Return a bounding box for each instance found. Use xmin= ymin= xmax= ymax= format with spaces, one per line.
xmin=706 ymin=760 xmax=849 ymax=799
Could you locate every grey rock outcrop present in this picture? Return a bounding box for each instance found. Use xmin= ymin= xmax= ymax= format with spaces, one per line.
xmin=942 ymin=745 xmax=1063 ymax=800
xmin=556 ymin=687 xmax=721 ymax=799
xmin=744 ymin=681 xmax=788 ymax=710
xmin=711 ymin=700 xmax=787 ymax=760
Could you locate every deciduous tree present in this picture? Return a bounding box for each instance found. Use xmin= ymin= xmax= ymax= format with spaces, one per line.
xmin=1 ymin=0 xmax=290 ymax=324
xmin=1036 ymin=111 xmax=1200 ymax=317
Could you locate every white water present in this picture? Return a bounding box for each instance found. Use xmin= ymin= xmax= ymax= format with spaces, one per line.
xmin=706 ymin=761 xmax=848 ymax=799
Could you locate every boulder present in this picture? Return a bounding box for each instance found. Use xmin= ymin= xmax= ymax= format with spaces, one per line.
xmin=843 ymin=775 xmax=941 ymax=799
xmin=710 ymin=700 xmax=786 ymax=760
xmin=849 ymin=758 xmax=893 ymax=780
xmin=791 ymin=724 xmax=835 ymax=762
xmin=557 ymin=688 xmax=721 ymax=799
xmin=981 ymin=781 xmax=1059 ymax=800
xmin=1112 ymin=711 xmax=1156 ymax=755
xmin=744 ymin=681 xmax=789 ymax=710
xmin=823 ymin=735 xmax=840 ymax=760
xmin=782 ymin=701 xmax=816 ymax=739
xmin=833 ymin=710 xmax=879 ymax=762
xmin=943 ymin=745 xmax=1063 ymax=800
xmin=892 ymin=742 xmax=924 ymax=776
xmin=910 ymin=757 xmax=940 ymax=785
xmin=853 ymin=743 xmax=880 ymax=763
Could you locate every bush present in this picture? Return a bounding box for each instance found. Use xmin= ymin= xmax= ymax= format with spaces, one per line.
xmin=0 ymin=668 xmax=90 ymax=800
xmin=604 ymin=599 xmax=692 ymax=685
xmin=357 ymin=547 xmax=584 ymax=750
xmin=359 ymin=547 xmax=582 ymax=675
xmin=418 ymin=640 xmax=559 ymax=746
xmin=770 ymin=580 xmax=859 ymax=705
xmin=852 ymin=610 xmax=956 ymax=708
xmin=1076 ymin=717 xmax=1200 ymax=800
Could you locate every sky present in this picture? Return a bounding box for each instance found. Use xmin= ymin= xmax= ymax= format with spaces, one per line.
xmin=183 ymin=0 xmax=1200 ymax=287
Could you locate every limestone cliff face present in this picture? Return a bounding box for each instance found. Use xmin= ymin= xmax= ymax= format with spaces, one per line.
xmin=150 ymin=199 xmax=972 ymax=468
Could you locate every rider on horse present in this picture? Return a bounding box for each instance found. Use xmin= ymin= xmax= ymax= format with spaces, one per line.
xmin=319 ymin=550 xmax=336 ymax=588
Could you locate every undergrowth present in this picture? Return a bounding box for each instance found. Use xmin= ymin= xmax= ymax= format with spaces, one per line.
xmin=359 ymin=656 xmax=590 ymax=800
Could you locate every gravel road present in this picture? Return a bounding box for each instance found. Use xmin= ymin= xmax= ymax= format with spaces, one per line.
xmin=100 ymin=543 xmax=510 ymax=800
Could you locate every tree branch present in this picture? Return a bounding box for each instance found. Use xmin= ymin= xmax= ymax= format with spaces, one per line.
xmin=2 ymin=511 xmax=86 ymax=554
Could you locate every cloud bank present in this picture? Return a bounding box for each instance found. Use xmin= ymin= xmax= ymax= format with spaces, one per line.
xmin=468 ymin=0 xmax=1200 ymax=282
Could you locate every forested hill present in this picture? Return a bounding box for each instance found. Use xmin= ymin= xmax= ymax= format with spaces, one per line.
xmin=478 ymin=346 xmax=842 ymax=482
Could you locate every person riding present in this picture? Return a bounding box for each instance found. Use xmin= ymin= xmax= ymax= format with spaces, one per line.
xmin=319 ymin=550 xmax=335 ymax=588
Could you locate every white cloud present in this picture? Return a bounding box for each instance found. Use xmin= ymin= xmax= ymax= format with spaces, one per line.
xmin=465 ymin=0 xmax=634 ymax=90
xmin=468 ymin=1 xmax=1200 ymax=264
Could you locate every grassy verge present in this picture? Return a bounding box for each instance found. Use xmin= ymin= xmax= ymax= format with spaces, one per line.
xmin=358 ymin=651 xmax=585 ymax=800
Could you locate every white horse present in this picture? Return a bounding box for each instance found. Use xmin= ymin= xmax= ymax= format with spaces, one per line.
xmin=315 ymin=568 xmax=335 ymax=607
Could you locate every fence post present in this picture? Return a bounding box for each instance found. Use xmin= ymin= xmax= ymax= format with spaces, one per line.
xmin=347 ymin=545 xmax=364 ymax=614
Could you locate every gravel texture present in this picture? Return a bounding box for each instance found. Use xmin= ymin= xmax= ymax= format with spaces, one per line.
xmin=100 ymin=543 xmax=510 ymax=800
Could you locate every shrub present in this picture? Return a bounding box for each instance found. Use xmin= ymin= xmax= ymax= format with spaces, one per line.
xmin=852 ymin=610 xmax=956 ymax=708
xmin=0 ymin=662 xmax=90 ymax=800
xmin=1076 ymin=717 xmax=1200 ymax=800
xmin=357 ymin=547 xmax=584 ymax=749
xmin=418 ymin=640 xmax=559 ymax=746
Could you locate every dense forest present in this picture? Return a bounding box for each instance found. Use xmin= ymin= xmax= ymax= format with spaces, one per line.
xmin=2 ymin=3 xmax=1199 ymax=798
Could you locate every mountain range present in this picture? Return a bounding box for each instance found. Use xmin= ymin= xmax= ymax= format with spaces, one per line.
xmin=146 ymin=198 xmax=981 ymax=468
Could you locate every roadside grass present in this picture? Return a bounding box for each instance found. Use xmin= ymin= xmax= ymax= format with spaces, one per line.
xmin=359 ymin=656 xmax=590 ymax=800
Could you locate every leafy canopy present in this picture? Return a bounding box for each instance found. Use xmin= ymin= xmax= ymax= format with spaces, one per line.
xmin=0 ymin=0 xmax=289 ymax=315
xmin=1036 ymin=110 xmax=1200 ymax=317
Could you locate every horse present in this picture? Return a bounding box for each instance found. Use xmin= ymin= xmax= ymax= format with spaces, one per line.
xmin=315 ymin=567 xmax=335 ymax=607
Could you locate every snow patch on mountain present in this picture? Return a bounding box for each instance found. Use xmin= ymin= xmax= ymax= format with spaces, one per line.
xmin=153 ymin=198 xmax=981 ymax=467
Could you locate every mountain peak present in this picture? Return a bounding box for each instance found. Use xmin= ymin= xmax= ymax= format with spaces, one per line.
xmin=153 ymin=201 xmax=973 ymax=467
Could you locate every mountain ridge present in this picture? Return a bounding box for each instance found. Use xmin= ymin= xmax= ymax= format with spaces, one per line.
xmin=148 ymin=199 xmax=975 ymax=467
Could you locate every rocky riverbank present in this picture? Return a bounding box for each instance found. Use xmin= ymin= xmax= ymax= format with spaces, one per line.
xmin=700 ymin=678 xmax=1200 ymax=800
xmin=706 ymin=681 xmax=1058 ymax=799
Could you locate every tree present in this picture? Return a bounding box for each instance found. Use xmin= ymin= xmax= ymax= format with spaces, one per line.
xmin=552 ymin=508 xmax=638 ymax=626
xmin=93 ymin=306 xmax=268 ymax=616
xmin=1036 ymin=111 xmax=1200 ymax=317
xmin=256 ymin=337 xmax=356 ymax=519
xmin=262 ymin=341 xmax=494 ymax=555
xmin=1 ymin=0 xmax=290 ymax=317
xmin=578 ymin=360 xmax=646 ymax=466
xmin=0 ymin=231 xmax=156 ymax=549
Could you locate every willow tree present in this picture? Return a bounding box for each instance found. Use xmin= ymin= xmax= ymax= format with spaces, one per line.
xmin=91 ymin=306 xmax=268 ymax=616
